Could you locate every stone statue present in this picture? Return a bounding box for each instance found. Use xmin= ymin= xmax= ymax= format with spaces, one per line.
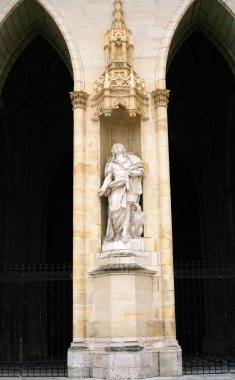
xmin=98 ymin=143 xmax=144 ymax=243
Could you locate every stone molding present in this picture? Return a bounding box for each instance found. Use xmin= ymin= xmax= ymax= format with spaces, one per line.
xmin=91 ymin=0 xmax=148 ymax=120
xmin=70 ymin=90 xmax=88 ymax=110
xmin=152 ymin=88 xmax=170 ymax=108
xmin=89 ymin=263 xmax=157 ymax=277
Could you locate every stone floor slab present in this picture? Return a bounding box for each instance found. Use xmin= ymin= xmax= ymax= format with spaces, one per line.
xmin=2 ymin=375 xmax=235 ymax=380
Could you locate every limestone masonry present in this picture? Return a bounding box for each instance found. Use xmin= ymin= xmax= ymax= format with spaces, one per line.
xmin=0 ymin=0 xmax=234 ymax=378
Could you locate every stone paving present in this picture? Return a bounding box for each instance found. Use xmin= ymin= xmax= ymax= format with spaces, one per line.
xmin=3 ymin=376 xmax=235 ymax=379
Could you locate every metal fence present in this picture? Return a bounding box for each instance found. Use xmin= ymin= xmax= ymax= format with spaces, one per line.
xmin=0 ymin=263 xmax=72 ymax=377
xmin=3 ymin=259 xmax=235 ymax=376
xmin=174 ymin=260 xmax=235 ymax=375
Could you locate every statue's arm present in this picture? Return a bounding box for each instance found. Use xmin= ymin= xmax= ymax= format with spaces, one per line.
xmin=97 ymin=172 xmax=112 ymax=196
xmin=127 ymin=154 xmax=144 ymax=178
xmin=129 ymin=164 xmax=144 ymax=178
xmin=129 ymin=168 xmax=143 ymax=177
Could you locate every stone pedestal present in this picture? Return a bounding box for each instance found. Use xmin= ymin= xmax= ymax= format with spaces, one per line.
xmin=68 ymin=242 xmax=182 ymax=378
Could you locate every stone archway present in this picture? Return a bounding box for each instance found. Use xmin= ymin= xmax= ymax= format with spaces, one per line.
xmin=155 ymin=0 xmax=235 ymax=88
xmin=0 ymin=1 xmax=75 ymax=373
xmin=0 ymin=0 xmax=84 ymax=91
xmin=166 ymin=3 xmax=235 ymax=372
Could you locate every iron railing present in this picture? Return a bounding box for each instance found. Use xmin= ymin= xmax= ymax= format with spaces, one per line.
xmin=0 ymin=263 xmax=72 ymax=377
xmin=3 ymin=259 xmax=235 ymax=376
xmin=174 ymin=260 xmax=235 ymax=375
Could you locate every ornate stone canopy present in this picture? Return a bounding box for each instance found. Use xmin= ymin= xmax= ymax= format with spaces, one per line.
xmin=92 ymin=0 xmax=148 ymax=120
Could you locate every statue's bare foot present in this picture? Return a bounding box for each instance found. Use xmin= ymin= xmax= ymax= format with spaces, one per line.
xmin=122 ymin=235 xmax=130 ymax=243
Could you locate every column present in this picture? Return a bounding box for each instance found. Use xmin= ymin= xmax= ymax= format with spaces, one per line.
xmin=68 ymin=90 xmax=89 ymax=378
xmin=152 ymin=88 xmax=182 ymax=376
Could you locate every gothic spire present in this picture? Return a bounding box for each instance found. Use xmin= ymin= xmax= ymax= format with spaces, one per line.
xmin=92 ymin=0 xmax=148 ymax=120
xmin=112 ymin=0 xmax=125 ymax=28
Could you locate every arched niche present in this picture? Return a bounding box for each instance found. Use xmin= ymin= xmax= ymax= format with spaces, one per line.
xmin=99 ymin=108 xmax=141 ymax=239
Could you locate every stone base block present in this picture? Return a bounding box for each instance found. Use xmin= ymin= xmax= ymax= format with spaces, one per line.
xmin=91 ymin=350 xmax=159 ymax=379
xmin=68 ymin=344 xmax=182 ymax=379
xmin=102 ymin=238 xmax=144 ymax=252
xmin=67 ymin=345 xmax=90 ymax=378
xmin=159 ymin=345 xmax=182 ymax=377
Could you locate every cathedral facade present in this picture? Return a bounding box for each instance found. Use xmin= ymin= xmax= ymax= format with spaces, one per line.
xmin=0 ymin=0 xmax=235 ymax=378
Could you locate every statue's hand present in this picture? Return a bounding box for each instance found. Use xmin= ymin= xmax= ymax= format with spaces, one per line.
xmin=129 ymin=169 xmax=142 ymax=177
xmin=97 ymin=188 xmax=105 ymax=196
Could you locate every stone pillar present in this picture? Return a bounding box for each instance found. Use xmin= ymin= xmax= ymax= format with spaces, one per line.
xmin=152 ymin=88 xmax=182 ymax=376
xmin=68 ymin=90 xmax=90 ymax=378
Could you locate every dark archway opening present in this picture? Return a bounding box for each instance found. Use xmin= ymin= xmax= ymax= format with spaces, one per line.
xmin=167 ymin=31 xmax=235 ymax=373
xmin=169 ymin=148 xmax=201 ymax=261
xmin=47 ymin=150 xmax=73 ymax=264
xmin=0 ymin=36 xmax=73 ymax=374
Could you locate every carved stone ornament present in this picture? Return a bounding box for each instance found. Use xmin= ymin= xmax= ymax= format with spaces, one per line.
xmin=89 ymin=263 xmax=157 ymax=277
xmin=70 ymin=91 xmax=88 ymax=110
xmin=92 ymin=0 xmax=148 ymax=120
xmin=152 ymin=89 xmax=170 ymax=108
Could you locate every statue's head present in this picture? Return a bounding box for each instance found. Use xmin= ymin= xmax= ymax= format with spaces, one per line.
xmin=111 ymin=143 xmax=126 ymax=158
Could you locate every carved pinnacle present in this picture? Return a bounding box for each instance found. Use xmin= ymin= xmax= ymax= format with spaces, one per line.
xmin=112 ymin=0 xmax=125 ymax=28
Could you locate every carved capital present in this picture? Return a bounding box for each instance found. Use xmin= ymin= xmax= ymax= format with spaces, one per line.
xmin=70 ymin=91 xmax=88 ymax=110
xmin=152 ymin=89 xmax=170 ymax=108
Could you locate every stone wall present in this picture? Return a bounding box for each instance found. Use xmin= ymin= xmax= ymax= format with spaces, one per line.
xmin=0 ymin=0 xmax=235 ymax=378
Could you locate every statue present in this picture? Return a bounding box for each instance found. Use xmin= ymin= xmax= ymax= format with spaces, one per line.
xmin=98 ymin=143 xmax=144 ymax=243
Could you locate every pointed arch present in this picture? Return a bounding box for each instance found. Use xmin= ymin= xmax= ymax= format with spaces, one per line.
xmin=155 ymin=0 xmax=235 ymax=88
xmin=0 ymin=0 xmax=84 ymax=91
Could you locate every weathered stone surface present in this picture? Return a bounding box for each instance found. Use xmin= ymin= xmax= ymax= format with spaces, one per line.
xmin=3 ymin=0 xmax=234 ymax=378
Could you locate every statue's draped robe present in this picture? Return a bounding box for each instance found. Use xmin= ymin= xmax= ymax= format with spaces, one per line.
xmin=104 ymin=153 xmax=144 ymax=241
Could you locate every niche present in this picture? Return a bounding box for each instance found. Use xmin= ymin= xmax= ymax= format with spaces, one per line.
xmin=99 ymin=108 xmax=141 ymax=240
